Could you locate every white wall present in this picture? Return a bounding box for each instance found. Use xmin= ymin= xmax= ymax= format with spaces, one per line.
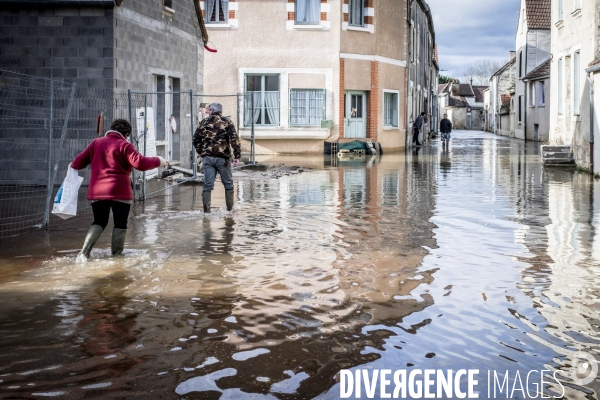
xmin=550 ymin=0 xmax=594 ymax=169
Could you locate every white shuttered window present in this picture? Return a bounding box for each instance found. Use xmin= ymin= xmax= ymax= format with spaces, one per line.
xmin=558 ymin=58 xmax=563 ymax=114
xmin=574 ymin=51 xmax=581 ymax=115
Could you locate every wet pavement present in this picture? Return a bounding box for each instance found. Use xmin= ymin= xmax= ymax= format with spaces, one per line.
xmin=1 ymin=130 xmax=600 ymax=399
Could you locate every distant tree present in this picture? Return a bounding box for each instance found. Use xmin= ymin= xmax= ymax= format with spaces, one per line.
xmin=438 ymin=75 xmax=453 ymax=84
xmin=464 ymin=59 xmax=504 ymax=86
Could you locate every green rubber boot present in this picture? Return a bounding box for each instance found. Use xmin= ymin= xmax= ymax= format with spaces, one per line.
xmin=202 ymin=191 xmax=211 ymax=213
xmin=111 ymin=228 xmax=127 ymax=256
xmin=79 ymin=224 xmax=104 ymax=259
xmin=225 ymin=189 xmax=235 ymax=211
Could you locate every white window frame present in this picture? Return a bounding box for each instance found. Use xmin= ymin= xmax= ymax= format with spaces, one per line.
xmin=289 ymin=88 xmax=326 ymax=126
xmin=573 ymin=0 xmax=581 ymax=12
xmin=244 ymin=74 xmax=281 ymax=126
xmin=537 ymin=81 xmax=545 ymax=106
xmin=205 ymin=0 xmax=229 ymax=24
xmin=383 ymin=90 xmax=399 ymax=128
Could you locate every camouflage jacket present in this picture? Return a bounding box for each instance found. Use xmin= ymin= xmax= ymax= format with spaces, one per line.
xmin=193 ymin=112 xmax=241 ymax=160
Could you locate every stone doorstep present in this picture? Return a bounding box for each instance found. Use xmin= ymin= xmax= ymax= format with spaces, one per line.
xmin=543 ymin=158 xmax=576 ymax=165
xmin=543 ymin=152 xmax=574 ymax=159
xmin=541 ymin=145 xmax=571 ymax=153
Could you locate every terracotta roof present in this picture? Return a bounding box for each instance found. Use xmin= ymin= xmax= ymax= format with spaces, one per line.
xmin=491 ymin=57 xmax=516 ymax=78
xmin=525 ymin=0 xmax=551 ymax=29
xmin=524 ymin=58 xmax=550 ymax=80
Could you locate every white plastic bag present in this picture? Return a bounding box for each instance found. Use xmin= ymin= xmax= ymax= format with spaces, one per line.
xmin=51 ymin=165 xmax=84 ymax=220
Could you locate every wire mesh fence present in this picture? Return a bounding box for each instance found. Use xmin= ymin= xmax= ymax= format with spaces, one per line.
xmin=0 ymin=69 xmax=253 ymax=238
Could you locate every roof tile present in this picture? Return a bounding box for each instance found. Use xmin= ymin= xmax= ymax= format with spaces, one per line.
xmin=526 ymin=0 xmax=551 ymax=29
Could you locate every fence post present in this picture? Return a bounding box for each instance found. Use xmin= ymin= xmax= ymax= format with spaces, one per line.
xmin=128 ymin=89 xmax=136 ymax=204
xmin=142 ymin=94 xmax=147 ymax=201
xmin=191 ymin=90 xmax=197 ymax=180
xmin=42 ymin=80 xmax=55 ymax=228
xmin=251 ymin=93 xmax=255 ymax=165
xmin=43 ymin=82 xmax=77 ymax=227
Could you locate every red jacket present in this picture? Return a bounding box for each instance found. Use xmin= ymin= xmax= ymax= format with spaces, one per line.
xmin=71 ymin=131 xmax=160 ymax=201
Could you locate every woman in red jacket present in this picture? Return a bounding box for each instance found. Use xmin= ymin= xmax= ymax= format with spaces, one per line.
xmin=71 ymin=119 xmax=169 ymax=260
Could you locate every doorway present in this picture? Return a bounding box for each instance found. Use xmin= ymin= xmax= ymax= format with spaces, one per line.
xmin=345 ymin=91 xmax=367 ymax=138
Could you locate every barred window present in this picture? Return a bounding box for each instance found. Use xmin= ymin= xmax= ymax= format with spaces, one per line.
xmin=383 ymin=92 xmax=399 ymax=127
xmin=290 ymin=89 xmax=325 ymax=126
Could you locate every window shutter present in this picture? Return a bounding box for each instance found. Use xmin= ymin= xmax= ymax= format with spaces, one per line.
xmin=558 ymin=0 xmax=564 ymax=20
xmin=558 ymin=59 xmax=563 ymax=114
xmin=574 ymin=52 xmax=580 ymax=115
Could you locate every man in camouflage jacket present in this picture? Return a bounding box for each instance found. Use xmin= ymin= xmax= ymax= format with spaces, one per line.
xmin=193 ymin=102 xmax=241 ymax=213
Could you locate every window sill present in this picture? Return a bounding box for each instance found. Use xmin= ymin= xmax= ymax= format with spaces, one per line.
xmin=292 ymin=24 xmax=328 ymax=30
xmin=383 ymin=126 xmax=399 ymax=130
xmin=240 ymin=127 xmax=331 ymax=140
xmin=162 ymin=6 xmax=175 ymax=16
xmin=555 ymin=20 xmax=564 ymax=29
xmin=571 ymin=9 xmax=581 ymax=18
xmin=206 ymin=23 xmax=231 ymax=29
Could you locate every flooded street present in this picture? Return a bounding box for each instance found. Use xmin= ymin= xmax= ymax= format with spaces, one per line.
xmin=1 ymin=130 xmax=600 ymax=399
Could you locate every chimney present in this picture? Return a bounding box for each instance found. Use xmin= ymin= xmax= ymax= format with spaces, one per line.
xmin=470 ymin=78 xmax=473 ymax=87
xmin=509 ymin=51 xmax=516 ymax=60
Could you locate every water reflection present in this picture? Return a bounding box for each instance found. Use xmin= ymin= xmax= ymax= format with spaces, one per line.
xmin=0 ymin=131 xmax=599 ymax=398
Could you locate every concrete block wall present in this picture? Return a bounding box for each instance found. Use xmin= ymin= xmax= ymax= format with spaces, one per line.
xmin=114 ymin=0 xmax=203 ymax=164
xmin=0 ymin=7 xmax=114 ymax=91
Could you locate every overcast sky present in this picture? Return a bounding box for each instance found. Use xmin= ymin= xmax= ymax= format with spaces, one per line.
xmin=427 ymin=0 xmax=521 ymax=79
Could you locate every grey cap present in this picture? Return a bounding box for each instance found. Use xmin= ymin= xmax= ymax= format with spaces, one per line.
xmin=208 ymin=102 xmax=223 ymax=113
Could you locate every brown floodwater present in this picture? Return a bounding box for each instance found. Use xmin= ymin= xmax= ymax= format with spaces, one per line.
xmin=0 ymin=130 xmax=599 ymax=399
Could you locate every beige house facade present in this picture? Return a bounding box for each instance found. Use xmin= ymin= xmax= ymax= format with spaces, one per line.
xmin=201 ymin=0 xmax=435 ymax=154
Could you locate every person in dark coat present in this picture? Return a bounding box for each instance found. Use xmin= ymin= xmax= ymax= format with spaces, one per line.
xmin=413 ymin=112 xmax=426 ymax=146
xmin=440 ymin=113 xmax=452 ymax=145
xmin=193 ymin=102 xmax=241 ymax=213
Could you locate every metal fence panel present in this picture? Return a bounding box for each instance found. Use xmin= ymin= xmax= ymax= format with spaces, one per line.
xmin=0 ymin=69 xmax=254 ymax=238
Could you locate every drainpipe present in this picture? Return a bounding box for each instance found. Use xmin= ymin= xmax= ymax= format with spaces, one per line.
xmin=523 ymin=46 xmax=528 ymax=142
xmin=405 ymin=0 xmax=414 ymax=149
xmin=586 ymin=69 xmax=596 ymax=174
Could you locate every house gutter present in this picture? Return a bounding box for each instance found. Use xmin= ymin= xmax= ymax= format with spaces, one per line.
xmin=586 ymin=63 xmax=600 ymax=174
xmin=0 ymin=0 xmax=116 ymax=6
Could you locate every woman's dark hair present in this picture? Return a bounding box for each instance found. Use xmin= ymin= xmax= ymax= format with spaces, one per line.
xmin=110 ymin=119 xmax=132 ymax=137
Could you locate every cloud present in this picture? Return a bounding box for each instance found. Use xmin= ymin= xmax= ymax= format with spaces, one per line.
xmin=427 ymin=0 xmax=521 ymax=79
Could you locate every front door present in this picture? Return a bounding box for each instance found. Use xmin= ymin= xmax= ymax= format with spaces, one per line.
xmin=345 ymin=91 xmax=366 ymax=138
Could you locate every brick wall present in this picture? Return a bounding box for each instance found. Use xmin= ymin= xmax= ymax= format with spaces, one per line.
xmin=368 ymin=61 xmax=379 ymax=141
xmin=339 ymin=58 xmax=345 ymax=138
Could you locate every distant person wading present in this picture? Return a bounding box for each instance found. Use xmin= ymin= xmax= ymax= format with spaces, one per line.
xmin=71 ymin=119 xmax=169 ymax=260
xmin=413 ymin=112 xmax=426 ymax=147
xmin=193 ymin=102 xmax=241 ymax=213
